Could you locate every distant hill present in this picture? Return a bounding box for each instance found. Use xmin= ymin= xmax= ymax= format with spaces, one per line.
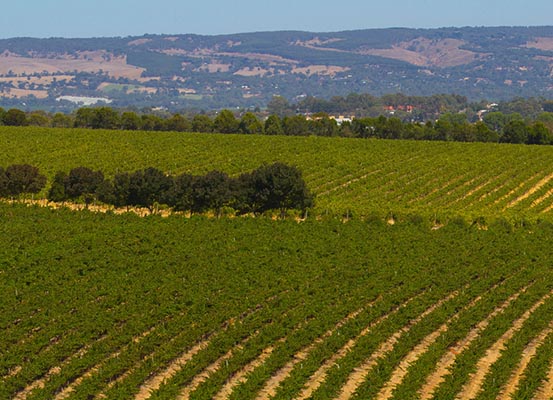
xmin=2 ymin=26 xmax=553 ymax=111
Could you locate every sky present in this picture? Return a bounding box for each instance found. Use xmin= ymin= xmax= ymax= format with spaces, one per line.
xmin=2 ymin=0 xmax=553 ymax=38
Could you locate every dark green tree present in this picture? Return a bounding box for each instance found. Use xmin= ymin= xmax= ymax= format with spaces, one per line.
xmin=191 ymin=114 xmax=213 ymax=133
xmin=165 ymin=173 xmax=195 ymax=212
xmin=51 ymin=113 xmax=73 ymax=128
xmin=240 ymin=162 xmax=313 ymax=217
xmin=191 ymin=170 xmax=232 ymax=216
xmin=527 ymin=121 xmax=551 ymax=145
xmin=73 ymin=108 xmax=96 ymax=128
xmin=109 ymin=172 xmax=132 ymax=208
xmin=282 ymin=115 xmax=309 ymax=136
xmin=5 ymin=164 xmax=46 ymax=196
xmin=140 ymin=114 xmax=165 ymax=131
xmin=213 ymin=109 xmax=239 ymax=134
xmin=47 ymin=171 xmax=68 ymax=202
xmin=0 ymin=167 xmax=8 ymax=197
xmin=65 ymin=167 xmax=104 ymax=204
xmin=92 ymin=107 xmax=120 ymax=129
xmin=502 ymin=120 xmax=529 ymax=144
xmin=264 ymin=115 xmax=284 ymax=135
xmin=239 ymin=112 xmax=263 ymax=134
xmin=3 ymin=109 xmax=27 ymax=126
xmin=128 ymin=167 xmax=173 ymax=212
xmin=120 ymin=111 xmax=141 ymax=130
xmin=165 ymin=114 xmax=191 ymax=132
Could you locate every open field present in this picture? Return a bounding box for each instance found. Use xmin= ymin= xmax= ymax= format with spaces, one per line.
xmin=2 ymin=204 xmax=553 ymax=399
xmin=2 ymin=126 xmax=553 ymax=220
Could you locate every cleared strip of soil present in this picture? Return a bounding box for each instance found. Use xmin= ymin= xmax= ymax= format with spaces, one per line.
xmin=318 ymin=170 xmax=381 ymax=196
xmin=98 ymin=294 xmax=285 ymax=399
xmin=504 ymin=173 xmax=553 ymax=210
xmin=531 ymin=187 xmax=553 ymax=208
xmin=212 ymin=338 xmax=287 ymax=400
xmin=295 ymin=291 xmax=425 ymax=400
xmin=493 ymin=173 xmax=541 ymax=205
xmin=534 ymin=356 xmax=553 ymax=399
xmin=418 ymin=284 xmax=529 ymax=400
xmin=450 ymin=178 xmax=493 ymax=204
xmin=376 ymin=289 xmax=486 ymax=400
xmin=135 ymin=339 xmax=212 ymax=400
xmin=455 ymin=290 xmax=552 ymax=400
xmin=177 ymin=331 xmax=262 ymax=400
xmin=336 ymin=289 xmax=460 ymax=400
xmin=54 ymin=326 xmax=157 ymax=400
xmin=13 ymin=336 xmax=106 ymax=400
xmin=255 ymin=298 xmax=380 ymax=400
xmin=497 ymin=321 xmax=553 ymax=399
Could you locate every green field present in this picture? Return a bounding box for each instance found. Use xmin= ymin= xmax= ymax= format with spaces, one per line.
xmin=3 ymin=126 xmax=553 ymax=221
xmin=3 ymin=127 xmax=553 ymax=399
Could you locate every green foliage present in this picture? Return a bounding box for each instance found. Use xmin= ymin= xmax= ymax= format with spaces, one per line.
xmin=3 ymin=108 xmax=27 ymax=126
xmin=4 ymin=164 xmax=46 ymax=195
xmin=1 ymin=205 xmax=553 ymax=398
xmin=213 ymin=109 xmax=239 ymax=134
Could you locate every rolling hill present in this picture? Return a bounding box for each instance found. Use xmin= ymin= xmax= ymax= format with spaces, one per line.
xmin=2 ymin=26 xmax=553 ymax=110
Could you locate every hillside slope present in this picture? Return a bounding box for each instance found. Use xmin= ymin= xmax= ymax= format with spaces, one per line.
xmin=2 ymin=26 xmax=553 ymax=110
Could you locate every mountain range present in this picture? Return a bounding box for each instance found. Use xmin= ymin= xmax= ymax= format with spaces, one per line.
xmin=1 ymin=26 xmax=553 ymax=111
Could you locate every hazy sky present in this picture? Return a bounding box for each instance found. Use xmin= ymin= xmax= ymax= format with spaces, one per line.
xmin=3 ymin=0 xmax=553 ymax=38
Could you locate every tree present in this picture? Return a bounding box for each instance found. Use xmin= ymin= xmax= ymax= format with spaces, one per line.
xmin=527 ymin=121 xmax=551 ymax=145
xmin=267 ymin=96 xmax=293 ymax=117
xmin=65 ymin=167 xmax=104 ymax=204
xmin=502 ymin=120 xmax=529 ymax=144
xmin=264 ymin=115 xmax=284 ymax=135
xmin=128 ymin=167 xmax=173 ymax=212
xmin=92 ymin=107 xmax=120 ymax=129
xmin=165 ymin=114 xmax=191 ymax=132
xmin=73 ymin=108 xmax=95 ymax=128
xmin=47 ymin=171 xmax=68 ymax=202
xmin=0 ymin=167 xmax=8 ymax=197
xmin=282 ymin=115 xmax=309 ymax=136
xmin=51 ymin=113 xmax=73 ymax=128
xmin=140 ymin=114 xmax=164 ymax=131
xmin=120 ymin=111 xmax=141 ymax=130
xmin=3 ymin=109 xmax=27 ymax=126
xmin=165 ymin=173 xmax=194 ymax=212
xmin=239 ymin=112 xmax=263 ymax=134
xmin=108 ymin=172 xmax=132 ymax=208
xmin=191 ymin=170 xmax=232 ymax=215
xmin=473 ymin=121 xmax=499 ymax=142
xmin=240 ymin=163 xmax=313 ymax=217
xmin=5 ymin=164 xmax=46 ymax=196
xmin=213 ymin=110 xmax=239 ymax=134
xmin=28 ymin=111 xmax=50 ymax=127
xmin=307 ymin=114 xmax=338 ymax=137
xmin=191 ymin=114 xmax=213 ymax=133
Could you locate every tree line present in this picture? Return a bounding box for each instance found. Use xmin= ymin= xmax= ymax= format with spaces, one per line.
xmin=3 ymin=97 xmax=553 ymax=144
xmin=0 ymin=164 xmax=47 ymax=197
xmin=47 ymin=163 xmax=313 ymax=217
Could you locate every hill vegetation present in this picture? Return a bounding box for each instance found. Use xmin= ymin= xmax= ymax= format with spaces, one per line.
xmin=2 ymin=26 xmax=553 ymax=110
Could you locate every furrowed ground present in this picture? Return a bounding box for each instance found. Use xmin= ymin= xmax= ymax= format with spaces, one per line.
xmin=3 ymin=127 xmax=553 ymax=399
xmin=2 ymin=204 xmax=553 ymax=400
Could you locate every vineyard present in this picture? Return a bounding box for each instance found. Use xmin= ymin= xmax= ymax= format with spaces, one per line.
xmin=1 ymin=204 xmax=553 ymax=399
xmin=2 ymin=127 xmax=553 ymax=220
xmin=3 ymin=127 xmax=553 ymax=399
